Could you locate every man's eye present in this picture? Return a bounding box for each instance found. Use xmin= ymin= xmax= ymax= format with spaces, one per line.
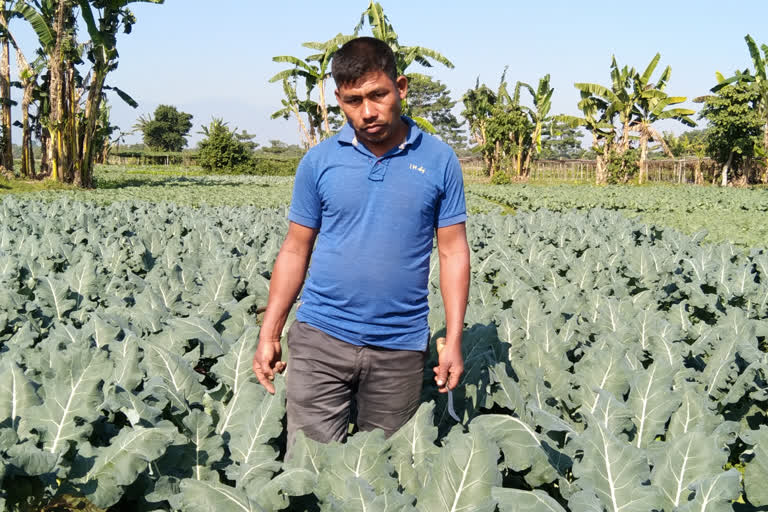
xmin=347 ymin=98 xmax=362 ymax=105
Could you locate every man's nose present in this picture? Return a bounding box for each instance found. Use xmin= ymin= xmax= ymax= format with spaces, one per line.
xmin=362 ymin=99 xmax=377 ymax=120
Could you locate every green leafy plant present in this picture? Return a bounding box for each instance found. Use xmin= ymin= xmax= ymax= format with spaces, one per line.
xmin=196 ymin=118 xmax=254 ymax=173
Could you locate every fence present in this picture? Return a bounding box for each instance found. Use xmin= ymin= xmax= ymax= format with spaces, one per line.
xmin=461 ymin=157 xmax=724 ymax=184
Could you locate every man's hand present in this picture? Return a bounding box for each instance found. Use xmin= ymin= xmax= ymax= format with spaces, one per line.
xmin=253 ymin=337 xmax=286 ymax=394
xmin=433 ymin=337 xmax=463 ymax=392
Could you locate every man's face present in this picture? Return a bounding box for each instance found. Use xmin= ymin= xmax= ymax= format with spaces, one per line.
xmin=335 ymin=70 xmax=408 ymax=153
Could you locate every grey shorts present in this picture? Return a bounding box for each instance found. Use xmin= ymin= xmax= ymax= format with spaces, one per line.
xmin=285 ymin=320 xmax=427 ymax=450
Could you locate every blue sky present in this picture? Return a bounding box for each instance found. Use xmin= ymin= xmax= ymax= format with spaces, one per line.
xmin=10 ymin=1 xmax=768 ymax=147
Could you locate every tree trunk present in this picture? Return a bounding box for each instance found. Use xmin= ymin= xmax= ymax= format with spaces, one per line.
xmin=0 ymin=26 xmax=11 ymax=172
xmin=291 ymin=103 xmax=311 ymax=149
xmin=721 ymin=151 xmax=733 ymax=187
xmin=20 ymin=90 xmax=33 ymax=178
xmin=596 ymin=154 xmax=607 ymax=184
xmin=68 ymin=66 xmax=81 ymax=184
xmin=638 ymin=133 xmax=649 ymax=184
xmin=48 ymin=0 xmax=73 ymax=182
xmin=319 ymin=78 xmax=330 ymax=137
xmin=77 ymin=69 xmax=106 ymax=188
xmin=16 ymin=50 xmax=35 ymax=178
xmin=694 ymin=159 xmax=703 ymax=185
xmin=39 ymin=129 xmax=50 ymax=176
xmin=763 ymin=121 xmax=768 ymax=184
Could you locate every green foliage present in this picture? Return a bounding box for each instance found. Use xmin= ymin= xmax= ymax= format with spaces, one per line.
xmin=197 ymin=118 xmax=254 ymax=173
xmin=571 ymin=53 xmax=693 ymax=183
xmin=468 ymin=183 xmax=768 ymax=248
xmin=250 ymin=156 xmax=301 ymax=176
xmin=699 ymin=80 xmax=763 ymax=177
xmin=1 ymin=195 xmax=767 ymax=510
xmin=355 ymin=1 xmax=454 ymax=76
xmin=490 ymin=168 xmax=512 ymax=184
xmin=539 ymin=120 xmax=586 ymax=159
xmin=136 ymin=105 xmax=193 ymax=152
xmin=462 ymin=70 xmax=551 ymax=177
xmin=605 ymin=147 xmax=640 ymax=183
xmin=406 ymin=73 xmax=465 ymax=147
xmin=664 ymin=129 xmax=709 ymax=158
xmin=484 ymin=102 xmax=532 ymax=174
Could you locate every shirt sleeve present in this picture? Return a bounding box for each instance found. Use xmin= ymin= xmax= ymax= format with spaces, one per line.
xmin=435 ymin=152 xmax=467 ymax=228
xmin=288 ymin=152 xmax=322 ymax=229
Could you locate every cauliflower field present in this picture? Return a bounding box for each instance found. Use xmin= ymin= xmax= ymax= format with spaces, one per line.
xmin=0 ymin=183 xmax=767 ymax=511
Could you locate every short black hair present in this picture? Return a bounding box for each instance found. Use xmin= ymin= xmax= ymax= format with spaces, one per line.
xmin=331 ymin=37 xmax=397 ymax=87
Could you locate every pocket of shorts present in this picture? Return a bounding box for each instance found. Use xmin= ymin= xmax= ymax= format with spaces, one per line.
xmin=286 ymin=320 xmax=299 ymax=349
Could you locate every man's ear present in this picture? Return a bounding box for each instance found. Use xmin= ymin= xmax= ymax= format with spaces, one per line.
xmin=396 ymin=76 xmax=408 ymax=100
xmin=334 ymin=88 xmax=341 ymax=103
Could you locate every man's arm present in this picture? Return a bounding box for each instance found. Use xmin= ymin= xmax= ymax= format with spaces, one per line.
xmin=433 ymin=222 xmax=470 ymax=392
xmin=253 ymin=221 xmax=318 ymax=393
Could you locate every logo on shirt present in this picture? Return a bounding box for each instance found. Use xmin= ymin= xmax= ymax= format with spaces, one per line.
xmin=409 ymin=163 xmax=426 ymax=174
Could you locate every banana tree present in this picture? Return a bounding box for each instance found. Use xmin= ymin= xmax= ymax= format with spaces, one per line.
xmin=271 ymin=77 xmax=317 ymax=149
xmin=76 ymin=0 xmax=162 ymax=187
xmin=14 ymin=51 xmax=44 ymax=177
xmin=516 ymin=74 xmax=554 ymax=177
xmin=302 ymin=33 xmax=354 ymax=136
xmin=355 ymin=1 xmax=453 ymax=76
xmin=0 ymin=2 xmax=40 ymax=177
xmin=575 ymin=55 xmax=639 ymax=152
xmin=15 ymin=0 xmax=161 ymax=186
xmin=560 ymin=93 xmax=617 ymax=184
xmin=270 ymin=33 xmax=354 ymax=140
xmin=631 ymin=92 xmax=695 ymax=183
xmin=355 ymin=1 xmax=452 ymax=133
xmin=0 ymin=0 xmax=15 ymax=172
xmin=461 ymin=78 xmax=497 ymax=174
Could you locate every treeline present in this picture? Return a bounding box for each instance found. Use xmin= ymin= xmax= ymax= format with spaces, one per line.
xmin=272 ymin=2 xmax=767 ymax=186
xmin=460 ymin=39 xmax=768 ymax=185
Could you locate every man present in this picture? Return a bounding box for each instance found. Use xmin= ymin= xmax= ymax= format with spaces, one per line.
xmin=252 ymin=37 xmax=470 ymax=447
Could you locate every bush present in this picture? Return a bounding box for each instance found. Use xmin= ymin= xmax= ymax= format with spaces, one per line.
xmin=249 ymin=157 xmax=301 ymax=176
xmin=491 ymin=169 xmax=512 ymax=184
xmin=605 ymin=148 xmax=639 ymax=184
xmin=197 ymin=119 xmax=253 ymax=172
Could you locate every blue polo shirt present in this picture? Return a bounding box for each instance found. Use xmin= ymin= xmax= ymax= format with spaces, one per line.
xmin=288 ymin=117 xmax=466 ymax=351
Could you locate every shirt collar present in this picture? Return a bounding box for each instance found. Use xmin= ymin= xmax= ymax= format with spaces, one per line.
xmin=338 ymin=116 xmax=421 ymax=153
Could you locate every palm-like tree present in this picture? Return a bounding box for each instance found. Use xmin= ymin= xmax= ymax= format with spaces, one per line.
xmin=76 ymin=0 xmax=163 ymax=187
xmin=461 ymin=78 xmax=497 ymax=172
xmin=629 ymin=56 xmax=695 ymax=183
xmin=271 ymin=77 xmax=318 ymax=149
xmin=0 ymin=2 xmax=44 ymax=177
xmin=355 ymin=1 xmax=453 ymax=77
xmin=14 ymin=0 xmax=161 ymax=185
xmin=631 ymin=94 xmax=695 ymax=183
xmin=515 ymin=74 xmax=554 ymax=176
xmin=574 ymin=56 xmax=639 ymax=152
xmin=572 ymin=53 xmax=693 ymax=184
xmin=355 ymin=1 xmax=452 ymax=133
xmin=560 ymin=93 xmax=616 ymax=184
xmin=270 ymin=33 xmax=354 ymax=141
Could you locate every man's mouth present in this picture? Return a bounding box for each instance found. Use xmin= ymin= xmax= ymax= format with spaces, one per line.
xmin=362 ymin=124 xmax=385 ymax=134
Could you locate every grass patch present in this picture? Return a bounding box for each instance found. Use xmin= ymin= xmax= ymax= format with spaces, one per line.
xmin=0 ymin=176 xmax=76 ymax=195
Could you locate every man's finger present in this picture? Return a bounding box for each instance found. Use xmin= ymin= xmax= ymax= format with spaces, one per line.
xmin=447 ymin=366 xmax=462 ymax=391
xmin=434 ymin=364 xmax=449 ymax=388
xmin=254 ymin=363 xmax=276 ymax=394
